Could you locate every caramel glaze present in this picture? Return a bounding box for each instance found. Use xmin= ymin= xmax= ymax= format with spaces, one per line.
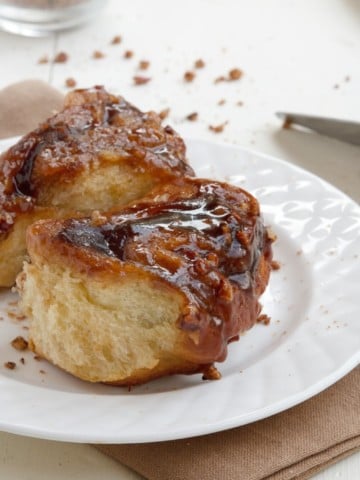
xmin=58 ymin=178 xmax=273 ymax=365
xmin=0 ymin=86 xmax=193 ymax=238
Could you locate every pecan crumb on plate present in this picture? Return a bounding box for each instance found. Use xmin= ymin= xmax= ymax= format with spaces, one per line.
xmin=7 ymin=310 xmax=26 ymax=321
xmin=257 ymin=314 xmax=271 ymax=325
xmin=194 ymin=59 xmax=205 ymax=69
xmin=133 ymin=76 xmax=151 ymax=85
xmin=209 ymin=121 xmax=228 ymax=133
xmin=186 ymin=112 xmax=198 ymax=121
xmin=215 ymin=68 xmax=243 ymax=83
xmin=271 ymin=260 xmax=281 ymax=271
xmin=93 ymin=50 xmax=105 ymax=59
xmin=111 ymin=35 xmax=122 ymax=45
xmin=4 ymin=361 xmax=16 ymax=370
xmin=65 ymin=77 xmax=77 ymax=88
xmin=138 ymin=60 xmax=150 ymax=70
xmin=11 ymin=336 xmax=28 ymax=351
xmin=228 ymin=68 xmax=243 ymax=80
xmin=202 ymin=365 xmax=221 ymax=380
xmin=184 ymin=71 xmax=196 ymax=82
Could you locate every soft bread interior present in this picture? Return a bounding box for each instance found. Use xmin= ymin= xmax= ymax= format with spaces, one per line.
xmin=19 ymin=258 xmax=192 ymax=385
xmin=0 ymin=211 xmax=53 ymax=287
xmin=0 ymin=163 xmax=154 ymax=287
xmin=37 ymin=162 xmax=154 ymax=211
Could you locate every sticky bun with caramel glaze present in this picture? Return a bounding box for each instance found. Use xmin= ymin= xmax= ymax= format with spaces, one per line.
xmin=17 ymin=177 xmax=273 ymax=386
xmin=0 ymin=86 xmax=193 ymax=286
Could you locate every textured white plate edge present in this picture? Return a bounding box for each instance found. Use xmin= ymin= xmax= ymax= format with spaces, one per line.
xmin=185 ymin=135 xmax=360 ymax=207
xmin=2 ymin=353 xmax=358 ymax=445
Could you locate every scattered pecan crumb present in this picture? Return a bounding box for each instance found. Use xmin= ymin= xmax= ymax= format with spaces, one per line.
xmin=65 ymin=77 xmax=77 ymax=88
xmin=38 ymin=55 xmax=49 ymax=64
xmin=186 ymin=112 xmax=198 ymax=121
xmin=111 ymin=35 xmax=122 ymax=45
xmin=214 ymin=75 xmax=226 ymax=84
xmin=215 ymin=68 xmax=243 ymax=83
xmin=271 ymin=260 xmax=281 ymax=271
xmin=194 ymin=59 xmax=205 ymax=69
xmin=11 ymin=336 xmax=28 ymax=351
xmin=344 ymin=75 xmax=350 ymax=82
xmin=228 ymin=68 xmax=243 ymax=81
xmin=8 ymin=301 xmax=18 ymax=306
xmin=7 ymin=310 xmax=26 ymax=321
xmin=282 ymin=117 xmax=293 ymax=130
xmin=209 ymin=121 xmax=228 ymax=133
xmin=202 ymin=365 xmax=221 ymax=380
xmin=93 ymin=50 xmax=105 ymax=59
xmin=218 ymin=99 xmax=226 ymax=106
xmin=236 ymin=101 xmax=244 ymax=106
xmin=4 ymin=361 xmax=16 ymax=370
xmin=124 ymin=50 xmax=134 ymax=59
xmin=138 ymin=60 xmax=150 ymax=70
xmin=0 ymin=316 xmax=3 ymax=321
xmin=54 ymin=51 xmax=68 ymax=63
xmin=184 ymin=71 xmax=195 ymax=82
xmin=20 ymin=357 xmax=25 ymax=365
xmin=159 ymin=108 xmax=170 ymax=120
xmin=257 ymin=314 xmax=271 ymax=325
xmin=333 ymin=84 xmax=339 ymax=89
xmin=22 ymin=325 xmax=29 ymax=330
xmin=133 ymin=76 xmax=151 ymax=85
xmin=39 ymin=369 xmax=46 ymax=374
xmin=33 ymin=355 xmax=42 ymax=361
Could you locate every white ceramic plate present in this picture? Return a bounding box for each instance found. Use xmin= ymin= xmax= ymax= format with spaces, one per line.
xmin=0 ymin=137 xmax=359 ymax=444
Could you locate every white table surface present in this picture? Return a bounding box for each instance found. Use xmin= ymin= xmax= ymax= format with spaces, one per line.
xmin=0 ymin=0 xmax=359 ymax=478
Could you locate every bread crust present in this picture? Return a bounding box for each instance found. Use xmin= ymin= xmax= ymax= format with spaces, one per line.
xmin=0 ymin=86 xmax=193 ymax=286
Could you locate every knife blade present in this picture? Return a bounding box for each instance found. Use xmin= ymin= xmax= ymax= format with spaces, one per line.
xmin=276 ymin=112 xmax=360 ymax=146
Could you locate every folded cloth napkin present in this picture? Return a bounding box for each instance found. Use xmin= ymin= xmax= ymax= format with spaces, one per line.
xmin=0 ymin=79 xmax=63 ymax=139
xmin=0 ymin=79 xmax=359 ymax=480
xmin=97 ymin=368 xmax=360 ymax=480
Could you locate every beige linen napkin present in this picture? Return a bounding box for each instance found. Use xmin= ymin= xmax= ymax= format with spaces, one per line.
xmin=0 ymin=79 xmax=359 ymax=480
xmin=99 ymin=368 xmax=360 ymax=480
xmin=0 ymin=79 xmax=63 ymax=140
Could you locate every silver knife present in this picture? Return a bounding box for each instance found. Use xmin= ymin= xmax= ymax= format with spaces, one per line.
xmin=276 ymin=112 xmax=360 ymax=146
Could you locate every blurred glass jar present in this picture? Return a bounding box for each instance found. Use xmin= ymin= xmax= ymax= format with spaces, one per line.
xmin=0 ymin=0 xmax=108 ymax=36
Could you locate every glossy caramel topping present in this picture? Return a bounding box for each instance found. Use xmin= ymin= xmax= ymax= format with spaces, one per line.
xmin=0 ymin=86 xmax=193 ymax=237
xmin=59 ymin=179 xmax=273 ymax=363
